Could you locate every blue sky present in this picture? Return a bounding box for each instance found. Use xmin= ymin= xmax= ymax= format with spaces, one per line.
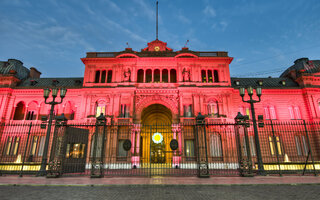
xmin=0 ymin=0 xmax=320 ymax=78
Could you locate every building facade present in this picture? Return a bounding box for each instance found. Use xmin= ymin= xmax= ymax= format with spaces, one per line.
xmin=0 ymin=40 xmax=320 ymax=176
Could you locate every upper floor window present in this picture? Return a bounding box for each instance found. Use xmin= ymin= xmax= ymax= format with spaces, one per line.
xmin=162 ymin=69 xmax=168 ymax=83
xmin=13 ymin=102 xmax=26 ymax=120
xmin=264 ymin=106 xmax=276 ymax=120
xmin=26 ymin=102 xmax=38 ymax=120
xmin=184 ymin=104 xmax=193 ymax=117
xmin=170 ymin=69 xmax=177 ymax=83
xmin=95 ymin=70 xmax=100 ymax=83
xmin=154 ymin=69 xmax=160 ymax=83
xmin=137 ymin=69 xmax=144 ymax=83
xmin=107 ymin=70 xmax=112 ymax=83
xmin=120 ymin=104 xmax=130 ymax=118
xmin=94 ymin=70 xmax=112 ymax=83
xmin=288 ymin=106 xmax=301 ymax=120
xmin=201 ymin=69 xmax=219 ymax=83
xmin=146 ymin=69 xmax=152 ymax=83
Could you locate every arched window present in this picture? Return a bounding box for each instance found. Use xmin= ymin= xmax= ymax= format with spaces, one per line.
xmin=170 ymin=69 xmax=177 ymax=83
xmin=154 ymin=69 xmax=160 ymax=83
xmin=95 ymin=101 xmax=106 ymax=117
xmin=26 ymin=102 xmax=37 ymax=120
xmin=214 ymin=70 xmax=219 ymax=82
xmin=208 ymin=70 xmax=213 ymax=83
xmin=289 ymin=106 xmax=301 ymax=120
xmin=94 ymin=70 xmax=100 ymax=83
xmin=13 ymin=102 xmax=26 ymax=120
xmin=137 ymin=69 xmax=144 ymax=83
xmin=107 ymin=70 xmax=112 ymax=83
xmin=162 ymin=69 xmax=168 ymax=83
xmin=207 ymin=101 xmax=218 ymax=117
xmin=146 ymin=69 xmax=152 ymax=83
xmin=210 ymin=134 xmax=222 ymax=157
xmin=101 ymin=70 xmax=106 ymax=83
xmin=201 ymin=70 xmax=207 ymax=83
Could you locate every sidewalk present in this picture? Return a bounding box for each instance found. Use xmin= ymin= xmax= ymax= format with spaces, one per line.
xmin=0 ymin=175 xmax=319 ymax=186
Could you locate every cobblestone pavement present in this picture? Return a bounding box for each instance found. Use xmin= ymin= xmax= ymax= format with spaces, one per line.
xmin=0 ymin=185 xmax=320 ymax=200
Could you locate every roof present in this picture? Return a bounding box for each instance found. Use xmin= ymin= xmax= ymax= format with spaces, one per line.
xmin=0 ymin=59 xmax=30 ymax=80
xmin=17 ymin=77 xmax=83 ymax=88
xmin=231 ymin=77 xmax=299 ymax=88
xmin=280 ymin=58 xmax=320 ymax=77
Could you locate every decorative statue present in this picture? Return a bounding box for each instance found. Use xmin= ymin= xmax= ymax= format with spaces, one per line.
xmin=182 ymin=68 xmax=190 ymax=82
xmin=123 ymin=68 xmax=131 ymax=82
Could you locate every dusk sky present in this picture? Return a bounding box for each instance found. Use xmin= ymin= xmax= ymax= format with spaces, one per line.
xmin=0 ymin=0 xmax=319 ymax=78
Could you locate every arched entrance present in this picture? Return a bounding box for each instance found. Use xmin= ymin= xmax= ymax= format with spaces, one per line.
xmin=140 ymin=104 xmax=173 ymax=166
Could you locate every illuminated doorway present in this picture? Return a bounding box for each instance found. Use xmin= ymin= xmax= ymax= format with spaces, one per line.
xmin=140 ymin=104 xmax=172 ymax=165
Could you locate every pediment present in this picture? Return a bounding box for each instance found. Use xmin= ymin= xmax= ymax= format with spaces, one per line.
xmin=142 ymin=40 xmax=172 ymax=52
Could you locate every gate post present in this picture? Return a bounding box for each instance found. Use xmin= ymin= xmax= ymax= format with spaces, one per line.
xmin=91 ymin=114 xmax=106 ymax=178
xmin=235 ymin=112 xmax=254 ymax=177
xmin=47 ymin=114 xmax=68 ymax=178
xmin=195 ymin=113 xmax=209 ymax=178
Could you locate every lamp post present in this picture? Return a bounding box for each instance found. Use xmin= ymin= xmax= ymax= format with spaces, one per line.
xmin=38 ymin=88 xmax=67 ymax=176
xmin=239 ymin=85 xmax=265 ymax=175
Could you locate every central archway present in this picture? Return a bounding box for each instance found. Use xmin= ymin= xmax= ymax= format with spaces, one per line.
xmin=141 ymin=104 xmax=172 ymax=125
xmin=140 ymin=104 xmax=173 ymax=165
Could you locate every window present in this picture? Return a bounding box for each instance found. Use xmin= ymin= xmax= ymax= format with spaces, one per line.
xmin=95 ymin=102 xmax=106 ymax=117
xmin=184 ymin=105 xmax=192 ymax=117
xmin=210 ymin=134 xmax=222 ymax=157
xmin=118 ymin=140 xmax=128 ymax=157
xmin=37 ymin=136 xmax=45 ymax=156
xmin=137 ymin=69 xmax=144 ymax=83
xmin=294 ymin=135 xmax=309 ymax=156
xmin=208 ymin=70 xmax=213 ymax=83
xmin=26 ymin=111 xmax=36 ymax=120
xmin=101 ymin=70 xmax=106 ymax=83
xmin=201 ymin=70 xmax=206 ymax=83
xmin=13 ymin=102 xmax=26 ymax=120
xmin=268 ymin=136 xmax=282 ymax=156
xmin=246 ymin=108 xmax=251 ymax=119
xmin=242 ymin=136 xmax=256 ymax=157
xmin=29 ymin=136 xmax=38 ymax=156
xmin=170 ymin=69 xmax=177 ymax=83
xmin=208 ymin=101 xmax=218 ymax=117
xmin=214 ymin=70 xmax=219 ymax=82
xmin=107 ymin=70 xmax=112 ymax=83
xmin=185 ymin=140 xmax=195 ymax=158
xmin=95 ymin=70 xmax=100 ymax=83
xmin=4 ymin=136 xmax=20 ymax=156
xmin=146 ymin=69 xmax=152 ymax=83
xmin=162 ymin=69 xmax=168 ymax=83
xmin=289 ymin=106 xmax=301 ymax=120
xmin=120 ymin=104 xmax=130 ymax=118
xmin=154 ymin=69 xmax=160 ymax=83
xmin=264 ymin=106 xmax=276 ymax=120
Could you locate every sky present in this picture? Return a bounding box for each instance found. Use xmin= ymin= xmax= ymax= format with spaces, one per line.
xmin=0 ymin=0 xmax=320 ymax=78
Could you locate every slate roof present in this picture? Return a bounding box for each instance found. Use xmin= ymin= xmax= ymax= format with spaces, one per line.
xmin=0 ymin=59 xmax=30 ymax=80
xmin=230 ymin=77 xmax=299 ymax=88
xmin=17 ymin=77 xmax=83 ymax=88
xmin=280 ymin=58 xmax=320 ymax=77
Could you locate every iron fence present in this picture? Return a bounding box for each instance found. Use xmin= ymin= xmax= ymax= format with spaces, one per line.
xmin=0 ymin=118 xmax=319 ymax=177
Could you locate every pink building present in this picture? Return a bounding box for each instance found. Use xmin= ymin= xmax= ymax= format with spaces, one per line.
xmin=0 ymin=40 xmax=319 ymax=176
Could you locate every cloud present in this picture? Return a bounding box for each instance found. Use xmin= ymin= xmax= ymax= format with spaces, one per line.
xmin=177 ymin=11 xmax=191 ymax=24
xmin=100 ymin=0 xmax=122 ymax=13
xmin=203 ymin=5 xmax=216 ymax=17
xmin=133 ymin=0 xmax=155 ymax=20
xmin=211 ymin=21 xmax=228 ymax=32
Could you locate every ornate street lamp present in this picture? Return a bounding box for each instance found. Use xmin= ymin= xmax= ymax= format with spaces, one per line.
xmin=38 ymin=88 xmax=67 ymax=176
xmin=239 ymin=84 xmax=265 ymax=175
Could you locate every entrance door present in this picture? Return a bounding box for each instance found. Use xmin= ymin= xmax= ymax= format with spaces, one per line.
xmin=151 ymin=131 xmax=166 ymax=163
